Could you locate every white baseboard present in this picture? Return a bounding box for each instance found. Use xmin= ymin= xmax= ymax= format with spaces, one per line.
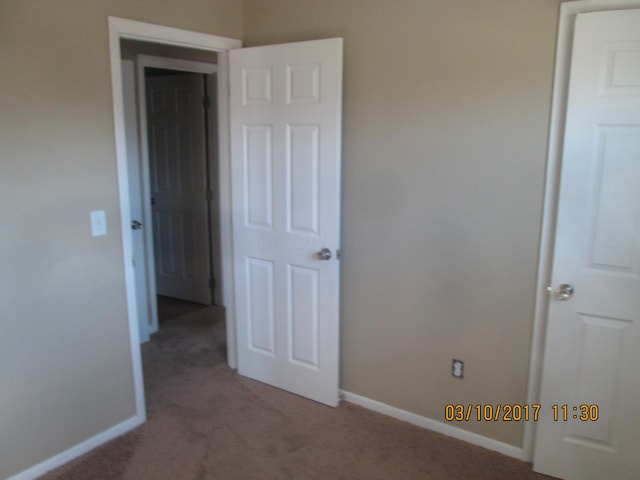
xmin=340 ymin=390 xmax=527 ymax=461
xmin=7 ymin=414 xmax=144 ymax=480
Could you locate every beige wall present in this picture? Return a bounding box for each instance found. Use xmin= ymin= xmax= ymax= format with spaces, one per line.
xmin=0 ymin=0 xmax=564 ymax=475
xmin=0 ymin=1 xmax=242 ymax=478
xmin=243 ymin=0 xmax=561 ymax=447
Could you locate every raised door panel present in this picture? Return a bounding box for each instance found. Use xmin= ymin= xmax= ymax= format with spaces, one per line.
xmin=230 ymin=39 xmax=342 ymax=407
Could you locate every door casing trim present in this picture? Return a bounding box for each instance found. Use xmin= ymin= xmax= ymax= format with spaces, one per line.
xmin=525 ymin=0 xmax=640 ymax=463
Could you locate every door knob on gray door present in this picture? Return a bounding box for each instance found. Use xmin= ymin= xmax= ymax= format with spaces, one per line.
xmin=317 ymin=248 xmax=332 ymax=260
xmin=131 ymin=220 xmax=143 ymax=230
xmin=554 ymin=284 xmax=574 ymax=300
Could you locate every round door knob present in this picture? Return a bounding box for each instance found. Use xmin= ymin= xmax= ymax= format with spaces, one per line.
xmin=554 ymin=284 xmax=574 ymax=300
xmin=317 ymin=248 xmax=332 ymax=260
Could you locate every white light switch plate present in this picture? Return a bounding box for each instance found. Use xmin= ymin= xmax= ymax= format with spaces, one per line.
xmin=90 ymin=210 xmax=107 ymax=237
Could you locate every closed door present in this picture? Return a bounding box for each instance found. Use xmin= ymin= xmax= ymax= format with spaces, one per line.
xmin=534 ymin=9 xmax=640 ymax=479
xmin=146 ymin=72 xmax=212 ymax=305
xmin=229 ymin=39 xmax=343 ymax=406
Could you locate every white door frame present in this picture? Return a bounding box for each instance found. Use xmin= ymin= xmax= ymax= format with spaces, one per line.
xmin=108 ymin=16 xmax=242 ymax=421
xmin=524 ymin=0 xmax=640 ymax=462
xmin=135 ymin=55 xmax=218 ymax=340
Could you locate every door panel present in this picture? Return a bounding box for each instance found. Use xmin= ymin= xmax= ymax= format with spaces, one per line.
xmin=287 ymin=265 xmax=320 ymax=368
xmin=534 ymin=9 xmax=640 ymax=480
xmin=146 ymin=73 xmax=212 ymax=305
xmin=288 ymin=125 xmax=320 ymax=233
xmin=247 ymin=257 xmax=276 ymax=355
xmin=230 ymin=39 xmax=343 ymax=406
xmin=244 ymin=125 xmax=273 ymax=228
xmin=589 ymin=127 xmax=640 ymax=269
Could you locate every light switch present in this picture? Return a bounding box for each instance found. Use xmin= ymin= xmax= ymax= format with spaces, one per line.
xmin=90 ymin=210 xmax=107 ymax=237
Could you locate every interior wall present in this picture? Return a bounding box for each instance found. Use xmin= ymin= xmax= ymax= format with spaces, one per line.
xmin=242 ymin=0 xmax=561 ymax=447
xmin=0 ymin=1 xmax=242 ymax=478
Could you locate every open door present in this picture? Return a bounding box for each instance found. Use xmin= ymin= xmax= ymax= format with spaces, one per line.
xmin=534 ymin=9 xmax=640 ymax=479
xmin=229 ymin=39 xmax=343 ymax=406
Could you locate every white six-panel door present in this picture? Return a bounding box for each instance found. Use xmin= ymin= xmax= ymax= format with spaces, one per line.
xmin=146 ymin=73 xmax=212 ymax=305
xmin=229 ymin=39 xmax=343 ymax=406
xmin=534 ymin=9 xmax=640 ymax=479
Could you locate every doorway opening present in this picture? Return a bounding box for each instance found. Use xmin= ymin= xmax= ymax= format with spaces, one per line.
xmin=120 ymin=41 xmax=224 ymax=344
xmin=109 ymin=14 xmax=241 ymax=448
xmin=140 ymin=64 xmax=221 ymax=333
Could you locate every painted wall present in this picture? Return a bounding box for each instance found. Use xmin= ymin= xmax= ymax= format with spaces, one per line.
xmin=243 ymin=0 xmax=561 ymax=447
xmin=0 ymin=1 xmax=242 ymax=478
xmin=0 ymin=1 xmax=564 ymax=475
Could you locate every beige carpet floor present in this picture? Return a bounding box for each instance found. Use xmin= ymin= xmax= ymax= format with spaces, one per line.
xmin=40 ymin=307 xmax=556 ymax=480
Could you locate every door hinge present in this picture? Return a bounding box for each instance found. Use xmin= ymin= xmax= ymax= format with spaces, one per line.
xmin=206 ymin=190 xmax=213 ymax=202
xmin=209 ymin=278 xmax=216 ymax=289
xmin=337 ymin=249 xmax=342 ymax=260
xmin=202 ymin=95 xmax=210 ymax=109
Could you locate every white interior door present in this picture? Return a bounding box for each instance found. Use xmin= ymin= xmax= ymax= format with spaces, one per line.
xmin=534 ymin=9 xmax=640 ymax=480
xmin=146 ymin=72 xmax=212 ymax=305
xmin=230 ymin=39 xmax=343 ymax=406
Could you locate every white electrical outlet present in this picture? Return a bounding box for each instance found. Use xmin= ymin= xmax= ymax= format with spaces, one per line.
xmin=90 ymin=210 xmax=107 ymax=237
xmin=452 ymin=359 xmax=464 ymax=378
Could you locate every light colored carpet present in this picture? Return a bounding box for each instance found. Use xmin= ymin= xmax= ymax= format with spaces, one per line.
xmin=40 ymin=308 xmax=556 ymax=480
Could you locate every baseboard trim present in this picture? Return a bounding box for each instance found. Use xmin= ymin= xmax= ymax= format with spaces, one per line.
xmin=340 ymin=390 xmax=526 ymax=461
xmin=7 ymin=414 xmax=144 ymax=480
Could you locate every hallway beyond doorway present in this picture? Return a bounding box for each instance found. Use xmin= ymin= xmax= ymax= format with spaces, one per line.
xmin=156 ymin=295 xmax=210 ymax=324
